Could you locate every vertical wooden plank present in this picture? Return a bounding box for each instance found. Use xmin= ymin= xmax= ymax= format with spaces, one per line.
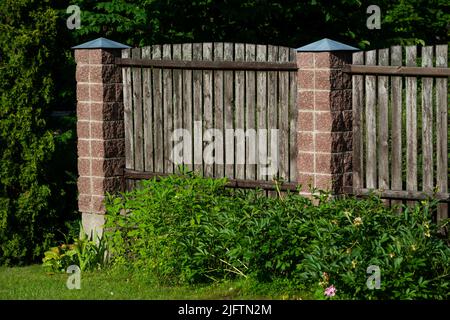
xmin=421 ymin=46 xmax=433 ymax=192
xmin=257 ymin=45 xmax=268 ymax=181
xmin=390 ymin=46 xmax=403 ymax=209
xmin=162 ymin=44 xmax=173 ymax=174
xmin=213 ymin=43 xmax=224 ymax=177
xmin=192 ymin=43 xmax=203 ymax=174
xmin=245 ymin=44 xmax=257 ymax=180
xmin=352 ymin=51 xmax=364 ymax=192
xmin=152 ymin=45 xmax=164 ymax=173
xmin=267 ymin=45 xmax=278 ymax=184
xmin=234 ymin=43 xmax=245 ymax=179
xmin=142 ymin=46 xmax=153 ymax=172
xmin=365 ymin=50 xmax=377 ymax=189
xmin=122 ymin=49 xmax=134 ymax=171
xmin=405 ymin=46 xmax=418 ymax=201
xmin=203 ymin=43 xmax=214 ymax=177
xmin=172 ymin=44 xmax=183 ymax=174
xmin=131 ymin=48 xmax=144 ymax=172
xmin=182 ymin=43 xmax=193 ymax=171
xmin=288 ymin=48 xmax=297 ymax=183
xmin=278 ymin=47 xmax=289 ymax=182
xmin=224 ymin=43 xmax=234 ymax=179
xmin=435 ymin=45 xmax=448 ymax=221
xmin=378 ymin=49 xmax=389 ymax=192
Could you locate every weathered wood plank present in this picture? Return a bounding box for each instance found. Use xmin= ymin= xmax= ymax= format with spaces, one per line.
xmin=203 ymin=43 xmax=214 ymax=177
xmin=234 ymin=43 xmax=245 ymax=179
xmin=266 ymin=46 xmax=278 ymax=196
xmin=365 ymin=50 xmax=377 ymax=189
xmin=342 ymin=64 xmax=450 ymax=77
xmin=378 ymin=48 xmax=389 ymax=191
xmin=172 ymin=44 xmax=183 ymax=174
xmin=142 ymin=46 xmax=153 ymax=172
xmin=152 ymin=45 xmax=164 ymax=173
xmin=288 ymin=48 xmax=297 ymax=182
xmin=405 ymin=46 xmax=418 ymax=198
xmin=267 ymin=45 xmax=278 ymax=183
xmin=132 ymin=48 xmax=144 ymax=172
xmin=122 ymin=49 xmax=134 ymax=170
xmin=162 ymin=44 xmax=173 ymax=173
xmin=421 ymin=46 xmax=433 ymax=192
xmin=278 ymin=47 xmax=289 ymax=182
xmin=116 ymin=58 xmax=298 ymax=71
xmin=435 ymin=44 xmax=448 ymax=220
xmin=256 ymin=45 xmax=268 ymax=180
xmin=347 ymin=187 xmax=450 ymax=202
xmin=182 ymin=43 xmax=193 ymax=171
xmin=192 ymin=43 xmax=203 ymax=174
xmin=213 ymin=43 xmax=224 ymax=177
xmin=352 ymin=51 xmax=364 ymax=191
xmin=245 ymin=44 xmax=257 ymax=180
xmin=124 ymin=169 xmax=301 ymax=192
xmin=390 ymin=46 xmax=403 ymax=209
xmin=224 ymin=43 xmax=234 ymax=179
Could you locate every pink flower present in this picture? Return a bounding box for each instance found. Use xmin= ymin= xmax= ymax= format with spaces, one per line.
xmin=324 ymin=285 xmax=337 ymax=297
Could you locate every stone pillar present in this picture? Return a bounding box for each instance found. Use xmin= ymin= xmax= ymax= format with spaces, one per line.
xmin=296 ymin=39 xmax=357 ymax=195
xmin=73 ymin=38 xmax=130 ymax=237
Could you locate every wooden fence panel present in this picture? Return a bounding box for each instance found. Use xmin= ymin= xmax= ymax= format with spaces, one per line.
xmin=350 ymin=44 xmax=449 ymax=216
xmin=122 ymin=42 xmax=298 ymax=188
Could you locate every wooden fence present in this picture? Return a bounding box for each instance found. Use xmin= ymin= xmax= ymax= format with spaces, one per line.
xmin=119 ymin=43 xmax=298 ymax=190
xmin=347 ymin=44 xmax=449 ymax=217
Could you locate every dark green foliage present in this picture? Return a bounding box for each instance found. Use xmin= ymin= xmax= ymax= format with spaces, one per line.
xmin=0 ymin=0 xmax=77 ymax=265
xmin=71 ymin=0 xmax=448 ymax=49
xmin=105 ymin=174 xmax=450 ymax=299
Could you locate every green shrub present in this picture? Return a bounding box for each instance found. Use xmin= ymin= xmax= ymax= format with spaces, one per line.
xmin=0 ymin=0 xmax=78 ymax=265
xmin=104 ymin=174 xmax=450 ymax=299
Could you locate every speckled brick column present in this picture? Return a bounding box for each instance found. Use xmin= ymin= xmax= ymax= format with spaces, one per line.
xmin=296 ymin=51 xmax=353 ymax=194
xmin=74 ymin=47 xmax=125 ymax=237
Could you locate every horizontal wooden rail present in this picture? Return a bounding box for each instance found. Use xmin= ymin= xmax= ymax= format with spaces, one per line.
xmin=124 ymin=169 xmax=300 ymax=191
xmin=344 ymin=187 xmax=450 ymax=202
xmin=343 ymin=64 xmax=450 ymax=77
xmin=115 ymin=58 xmax=299 ymax=71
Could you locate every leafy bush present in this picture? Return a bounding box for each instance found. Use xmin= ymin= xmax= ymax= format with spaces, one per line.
xmin=0 ymin=0 xmax=78 ymax=266
xmin=104 ymin=174 xmax=450 ymax=299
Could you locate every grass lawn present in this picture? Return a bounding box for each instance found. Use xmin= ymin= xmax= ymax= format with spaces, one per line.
xmin=0 ymin=265 xmax=310 ymax=300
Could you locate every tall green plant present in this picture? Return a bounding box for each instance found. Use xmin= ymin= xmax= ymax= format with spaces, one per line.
xmin=0 ymin=0 xmax=60 ymax=265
